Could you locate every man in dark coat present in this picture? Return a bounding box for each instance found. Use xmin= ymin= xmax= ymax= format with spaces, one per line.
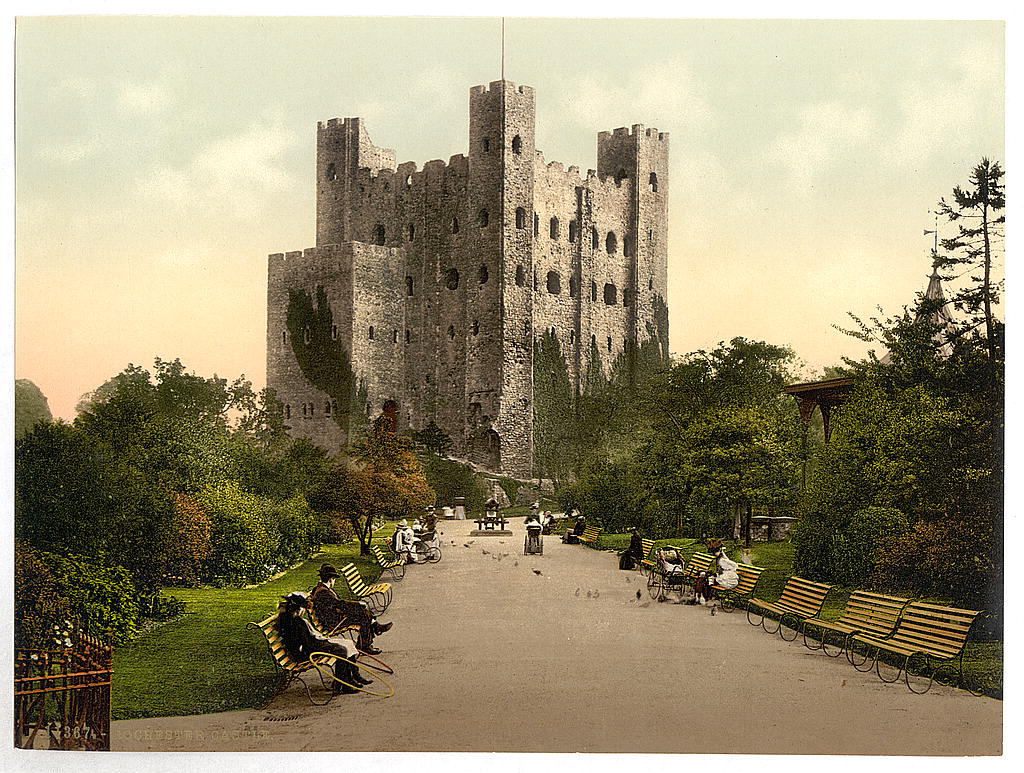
xmin=310 ymin=563 xmax=392 ymax=655
xmin=277 ymin=592 xmax=368 ymax=694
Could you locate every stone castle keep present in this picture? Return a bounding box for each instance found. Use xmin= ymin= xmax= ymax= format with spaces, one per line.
xmin=267 ymin=80 xmax=669 ymax=477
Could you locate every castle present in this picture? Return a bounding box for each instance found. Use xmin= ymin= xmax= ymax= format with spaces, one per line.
xmin=267 ymin=80 xmax=669 ymax=478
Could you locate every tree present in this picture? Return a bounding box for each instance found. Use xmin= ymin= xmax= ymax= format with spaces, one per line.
xmin=411 ymin=421 xmax=453 ymax=456
xmin=936 ymin=158 xmax=1004 ymax=362
xmin=15 ymin=379 xmax=52 ymax=438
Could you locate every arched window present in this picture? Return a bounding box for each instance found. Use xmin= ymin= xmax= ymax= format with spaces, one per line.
xmin=373 ymin=224 xmax=385 ymax=245
xmin=603 ymin=283 xmax=617 ymax=305
xmin=325 ymin=163 xmax=337 ymax=181
xmin=406 ymin=276 xmax=414 ymax=296
xmin=447 ymin=325 xmax=456 ymax=340
xmin=478 ymin=209 xmax=489 ymax=227
xmin=590 ymin=281 xmax=597 ymax=302
xmin=445 ymin=268 xmax=460 ymax=290
xmin=392 ymin=329 xmax=398 ymax=343
xmin=407 ymin=224 xmax=415 ymax=241
xmin=452 ymin=217 xmax=460 ymax=233
xmin=303 ymin=326 xmax=311 ymax=344
xmin=569 ymin=274 xmax=580 ymax=297
xmin=549 ymin=326 xmax=556 ymax=338
xmin=549 ymin=217 xmax=560 ymax=240
xmin=606 ymin=231 xmax=618 ymax=254
xmin=325 ymin=401 xmax=332 ymax=416
xmin=285 ymin=404 xmax=291 ymax=419
xmin=569 ymin=330 xmax=576 ymax=345
xmin=479 ymin=264 xmax=489 ymax=284
xmin=649 ymin=172 xmax=658 ymax=192
xmin=591 ymin=226 xmax=599 ymax=249
xmin=331 ymin=324 xmax=338 ymax=340
xmin=472 ymin=320 xmax=480 ymax=335
xmin=405 ymin=329 xmax=411 ymax=344
xmin=368 ymin=326 xmax=375 ymax=340
xmin=282 ymin=330 xmax=287 ymax=345
xmin=546 ymin=271 xmax=561 ymax=294
xmin=568 ymin=220 xmax=578 ymax=243
xmin=302 ymin=403 xmax=307 ymax=417
xmin=524 ymin=319 xmax=531 ymax=335
xmin=515 ymin=265 xmax=526 ymax=287
xmin=591 ymin=334 xmax=597 ymax=348
xmin=482 ymin=137 xmax=490 ymax=152
xmin=516 ymin=207 xmax=526 ymax=229
xmin=648 ymin=278 xmax=654 ymax=290
xmin=533 ymin=213 xmax=539 ymax=236
xmin=404 ymin=174 xmax=412 ymax=189
xmin=512 ymin=135 xmax=522 ymax=154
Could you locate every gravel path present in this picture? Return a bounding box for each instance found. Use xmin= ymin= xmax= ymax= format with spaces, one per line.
xmin=112 ymin=517 xmax=1001 ymax=754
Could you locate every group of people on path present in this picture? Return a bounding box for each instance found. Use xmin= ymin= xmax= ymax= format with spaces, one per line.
xmin=619 ymin=528 xmax=740 ymax=606
xmin=389 ymin=513 xmax=439 ymax=564
xmin=277 ymin=562 xmax=394 ymax=695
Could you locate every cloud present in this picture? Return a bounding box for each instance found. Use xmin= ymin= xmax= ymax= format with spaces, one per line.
xmin=37 ymin=139 xmax=101 ymax=164
xmin=134 ymin=121 xmax=299 ymax=219
xmin=117 ymin=81 xmax=173 ymax=115
xmin=763 ymin=101 xmax=877 ymax=192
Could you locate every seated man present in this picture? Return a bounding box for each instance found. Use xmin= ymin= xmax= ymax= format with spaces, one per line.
xmin=310 ymin=563 xmax=392 ymax=655
xmin=524 ymin=513 xmax=543 ymax=550
xmin=562 ymin=514 xmax=586 ymax=543
xmin=391 ymin=519 xmax=418 ymax=564
xmin=277 ymin=591 xmax=368 ymax=694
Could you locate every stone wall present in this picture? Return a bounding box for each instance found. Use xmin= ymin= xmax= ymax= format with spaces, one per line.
xmin=267 ymin=80 xmax=669 ymax=478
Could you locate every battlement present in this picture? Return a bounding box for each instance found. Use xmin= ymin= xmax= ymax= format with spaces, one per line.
xmin=598 ymin=124 xmax=669 ymax=143
xmin=470 ymin=80 xmax=532 ymax=96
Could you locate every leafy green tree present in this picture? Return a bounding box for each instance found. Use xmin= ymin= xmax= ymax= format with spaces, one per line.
xmin=411 ymin=421 xmax=453 ymax=456
xmin=15 ymin=379 xmax=52 ymax=438
xmin=936 ymin=158 xmax=1004 ymax=361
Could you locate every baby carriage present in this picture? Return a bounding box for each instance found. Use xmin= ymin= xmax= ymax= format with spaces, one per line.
xmin=524 ymin=525 xmax=543 ymax=555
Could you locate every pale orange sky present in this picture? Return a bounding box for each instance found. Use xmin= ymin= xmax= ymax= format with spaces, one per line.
xmin=14 ymin=17 xmax=1005 ymax=420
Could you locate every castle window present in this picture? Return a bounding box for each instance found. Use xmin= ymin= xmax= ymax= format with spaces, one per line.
xmin=649 ymin=278 xmax=654 ymax=290
xmin=405 ymin=174 xmax=412 ymax=189
xmin=368 ymin=326 xmax=375 ymax=340
xmin=515 ymin=264 xmax=526 ymax=287
xmin=512 ymin=135 xmax=522 ymax=154
xmin=405 ymin=329 xmax=411 ymax=344
xmin=407 ymin=224 xmax=415 ymax=241
xmin=569 ymin=330 xmax=576 ymax=345
xmin=478 ymin=209 xmax=489 ymax=227
xmin=603 ymin=283 xmax=618 ymax=305
xmin=568 ymin=220 xmax=578 ymax=243
xmin=479 ymin=264 xmax=489 ymax=284
xmin=331 ymin=324 xmax=338 ymax=340
xmin=569 ymin=274 xmax=580 ymax=297
xmin=472 ymin=320 xmax=479 ymax=335
xmin=482 ymin=137 xmax=490 ymax=152
xmin=426 ymin=373 xmax=431 ymax=383
xmin=591 ymin=334 xmax=597 ymax=348
xmin=282 ymin=330 xmax=288 ymax=345
xmin=549 ymin=217 xmax=560 ymax=240
xmin=445 ymin=268 xmax=460 ymax=290
xmin=533 ymin=274 xmax=538 ymax=291
xmin=406 ymin=276 xmax=414 ymax=296
xmin=285 ymin=404 xmax=291 ymax=419
xmin=615 ymin=168 xmax=627 ymax=184
xmin=325 ymin=401 xmax=332 ymax=416
xmin=550 ymin=327 xmax=556 ymax=338
xmin=649 ymin=172 xmax=658 ymax=192
xmin=534 ymin=213 xmax=539 ymax=236
xmin=452 ymin=217 xmax=460 ymax=233
xmin=302 ymin=403 xmax=307 ymax=417
xmin=624 ymin=235 xmax=634 ymax=258
xmin=591 ymin=227 xmax=599 ymax=249
xmin=392 ymin=329 xmax=398 ymax=343
xmin=383 ymin=180 xmax=390 ymax=191
xmin=590 ymin=281 xmax=598 ymax=301
xmin=623 ymin=288 xmax=633 ymax=306
xmin=325 ymin=163 xmax=337 ymax=181
xmin=516 ymin=207 xmax=526 ymax=229
xmin=546 ymin=271 xmax=562 ymax=295
xmin=607 ymin=336 xmax=613 ymax=352
xmin=303 ymin=326 xmax=311 ymax=344
xmin=373 ymin=224 xmax=386 ymax=245
xmin=448 ymin=325 xmax=456 ymax=340
xmin=606 ymin=232 xmax=618 ymax=254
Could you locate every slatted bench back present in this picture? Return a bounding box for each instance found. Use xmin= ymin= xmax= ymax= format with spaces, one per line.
xmin=341 ymin=563 xmax=369 ymax=596
xmin=834 ymin=591 xmax=911 ymax=639
xmin=683 ymin=552 xmax=716 ymax=580
xmin=729 ymin=563 xmax=765 ymax=595
xmin=254 ymin=613 xmax=305 ymax=672
xmin=371 ymin=545 xmax=398 ymax=567
xmin=775 ymin=576 xmax=833 ymax=617
xmin=640 ymin=539 xmax=655 ymax=560
xmin=580 ymin=526 xmax=603 ymax=543
xmin=888 ymin=602 xmax=982 ymax=659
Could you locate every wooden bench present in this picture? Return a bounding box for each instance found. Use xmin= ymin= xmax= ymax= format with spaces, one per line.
xmin=646 ymin=550 xmax=715 ymax=600
xmin=850 ymin=601 xmax=984 ymax=694
xmin=248 ymin=612 xmax=341 ymax=705
xmin=801 ymin=590 xmax=910 ymax=660
xmin=306 ymin=595 xmax=364 ymax=640
xmin=474 ymin=515 xmax=508 ymax=531
xmin=635 ymin=539 xmax=655 ymax=574
xmin=747 ymin=576 xmax=833 ymax=640
xmin=371 ymin=544 xmax=406 ymax=581
xmin=341 ymin=563 xmax=392 ymax=615
xmin=577 ymin=525 xmax=603 ymax=547
xmin=711 ymin=563 xmax=765 ymax=612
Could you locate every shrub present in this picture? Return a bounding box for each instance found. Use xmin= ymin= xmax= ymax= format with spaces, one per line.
xmin=264 ymin=494 xmax=322 ymax=567
xmin=418 ymin=452 xmax=488 ymax=513
xmin=163 ymin=494 xmax=213 ymax=586
xmin=44 ymin=552 xmax=141 ymax=645
xmin=199 ymin=481 xmax=272 ymax=585
xmin=14 ymin=541 xmax=72 ymax=649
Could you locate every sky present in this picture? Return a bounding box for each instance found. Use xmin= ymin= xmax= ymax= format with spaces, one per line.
xmin=14 ymin=16 xmax=1005 ymax=420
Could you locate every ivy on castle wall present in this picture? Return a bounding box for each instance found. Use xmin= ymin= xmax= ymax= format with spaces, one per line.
xmin=286 ymin=286 xmax=368 ymax=437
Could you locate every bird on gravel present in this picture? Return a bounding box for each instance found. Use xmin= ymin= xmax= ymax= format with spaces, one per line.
xmin=514 ymin=561 xmax=519 ymax=567
xmin=575 ymin=588 xmax=580 ymax=596
xmin=593 ymin=589 xmax=600 ymax=598
xmin=532 ymin=569 xmax=542 ymax=575
xmin=635 ymin=589 xmax=642 ymax=601
xmin=466 ymin=540 xmax=475 ymax=545
xmin=710 ymin=605 xmax=718 ymax=616
xmin=482 ymin=549 xmax=490 ymax=555
xmin=463 ymin=543 xmax=471 ymax=548
xmin=586 ymin=590 xmax=592 ymax=598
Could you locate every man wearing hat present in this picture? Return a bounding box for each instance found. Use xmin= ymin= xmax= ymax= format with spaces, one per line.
xmin=392 ymin=520 xmax=422 ymax=563
xmin=278 ymin=591 xmax=367 ymax=694
xmin=310 ymin=563 xmax=392 ymax=655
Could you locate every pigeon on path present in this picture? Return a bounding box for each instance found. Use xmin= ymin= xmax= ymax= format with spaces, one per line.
xmin=593 ymin=589 xmax=600 ymax=598
xmin=532 ymin=569 xmax=542 ymax=576
xmin=586 ymin=590 xmax=592 ymax=598
xmin=482 ymin=549 xmax=489 ymax=555
xmin=514 ymin=561 xmax=519 ymax=567
xmin=575 ymin=588 xmax=580 ymax=597
xmin=635 ymin=589 xmax=642 ymax=601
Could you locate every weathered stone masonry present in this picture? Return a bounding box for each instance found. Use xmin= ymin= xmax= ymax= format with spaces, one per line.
xmin=267 ymin=80 xmax=669 ymax=477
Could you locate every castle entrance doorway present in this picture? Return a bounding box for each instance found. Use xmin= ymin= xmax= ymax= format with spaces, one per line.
xmin=468 ymin=428 xmax=501 ymax=472
xmin=380 ymin=400 xmax=399 ymax=433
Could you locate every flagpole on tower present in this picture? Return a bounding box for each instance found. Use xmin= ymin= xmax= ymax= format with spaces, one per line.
xmin=501 ymin=17 xmax=505 ymax=82
xmin=924 ymin=213 xmax=939 ymax=271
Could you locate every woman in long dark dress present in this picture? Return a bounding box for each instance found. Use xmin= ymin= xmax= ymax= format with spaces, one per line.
xmin=278 ymin=592 xmax=370 ymax=694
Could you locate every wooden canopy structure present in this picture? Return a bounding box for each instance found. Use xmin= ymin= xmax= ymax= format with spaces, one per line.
xmin=783 ymin=377 xmax=855 ymax=444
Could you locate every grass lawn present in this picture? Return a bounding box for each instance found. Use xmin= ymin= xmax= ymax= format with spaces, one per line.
xmin=112 ymin=540 xmax=386 ymax=720
xmin=591 ymin=532 xmax=1003 ymax=698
